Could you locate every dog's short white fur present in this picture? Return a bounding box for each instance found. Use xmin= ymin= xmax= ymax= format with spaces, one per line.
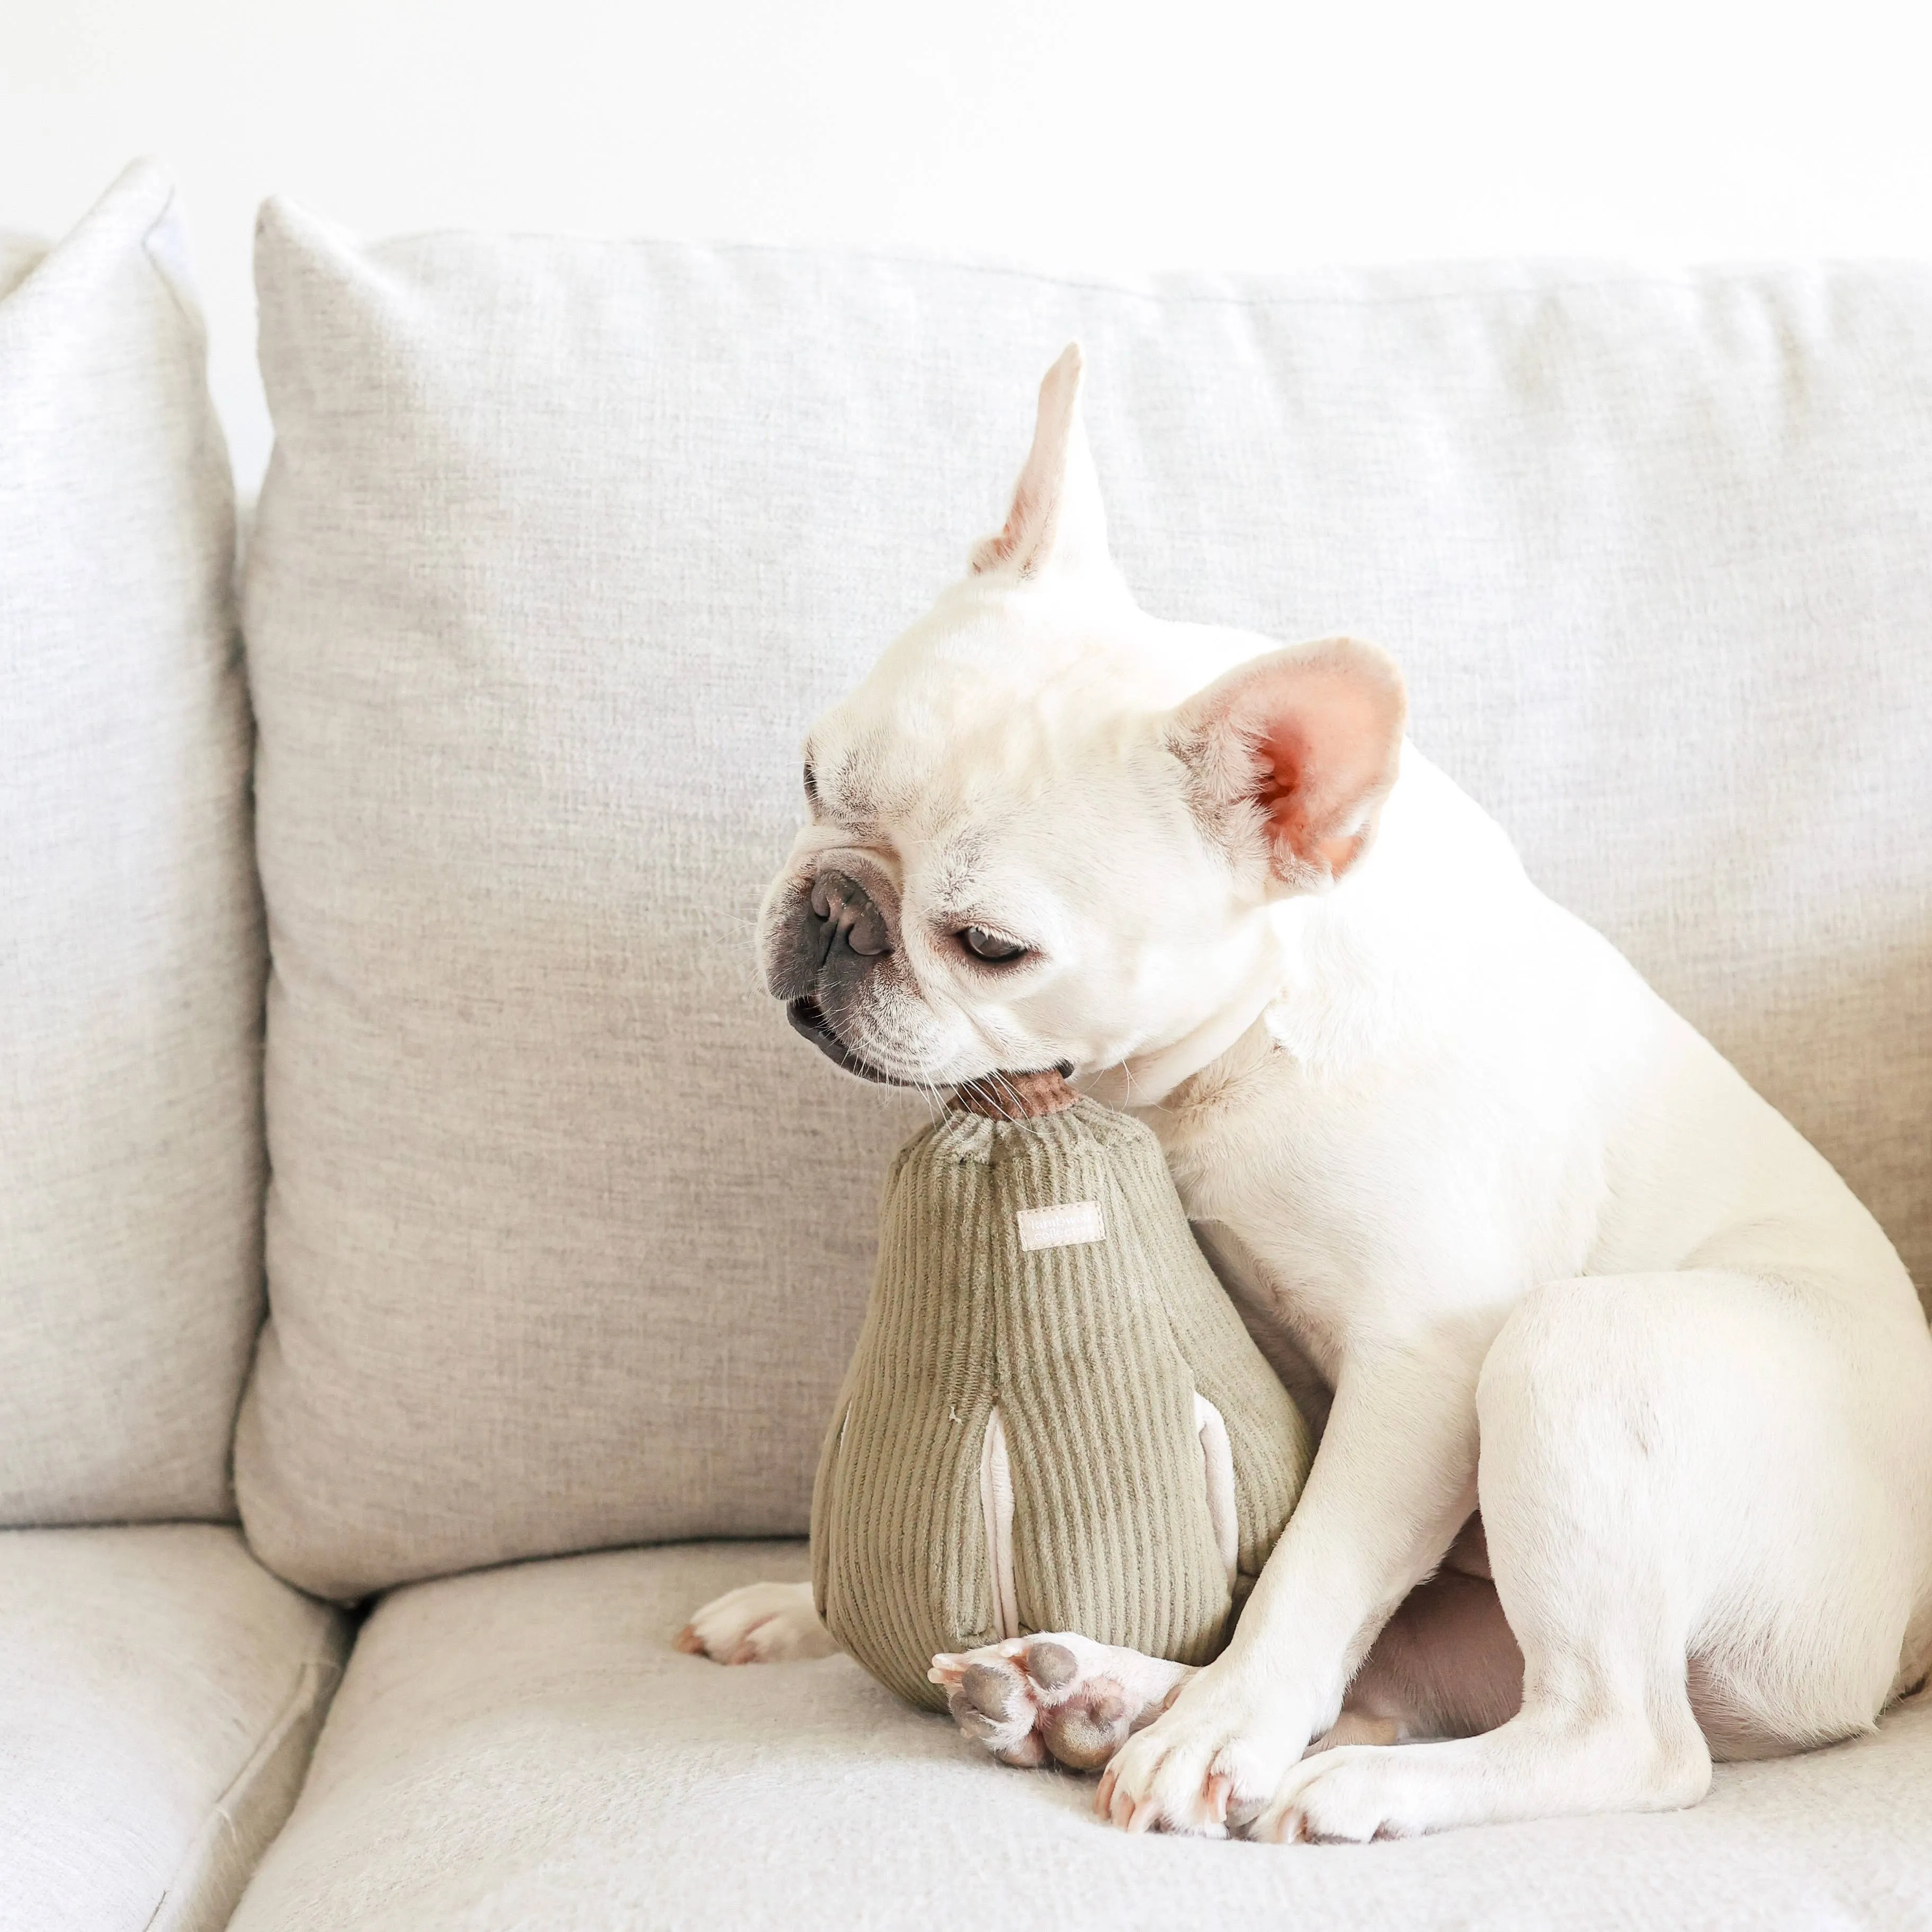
xmin=682 ymin=346 xmax=1932 ymax=1841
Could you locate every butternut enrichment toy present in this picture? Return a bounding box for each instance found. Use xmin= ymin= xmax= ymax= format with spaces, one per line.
xmin=811 ymin=1068 xmax=1312 ymax=1712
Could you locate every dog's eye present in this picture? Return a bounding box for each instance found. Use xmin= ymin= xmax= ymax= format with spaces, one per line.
xmin=960 ymin=926 xmax=1028 ymax=964
xmin=802 ymin=761 xmax=819 ymax=808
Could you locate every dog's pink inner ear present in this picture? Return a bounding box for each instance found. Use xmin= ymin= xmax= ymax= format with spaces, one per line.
xmin=1189 ymin=640 xmax=1408 ymax=889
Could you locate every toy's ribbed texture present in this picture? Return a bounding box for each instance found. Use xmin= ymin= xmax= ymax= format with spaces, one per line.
xmin=812 ymin=1096 xmax=1311 ymax=1711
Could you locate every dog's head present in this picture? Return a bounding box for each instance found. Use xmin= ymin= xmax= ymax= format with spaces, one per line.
xmin=760 ymin=345 xmax=1408 ymax=1101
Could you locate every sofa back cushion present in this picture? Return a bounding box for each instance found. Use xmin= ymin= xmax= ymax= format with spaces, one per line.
xmin=1 ymin=164 xmax=262 ymax=1523
xmin=239 ymin=207 xmax=1932 ymax=1598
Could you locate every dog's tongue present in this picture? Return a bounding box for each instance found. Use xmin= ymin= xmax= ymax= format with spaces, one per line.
xmin=950 ymin=1067 xmax=1077 ymax=1120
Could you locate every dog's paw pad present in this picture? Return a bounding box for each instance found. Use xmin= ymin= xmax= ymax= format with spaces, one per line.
xmin=961 ymin=1660 xmax=1026 ymax=1721
xmin=1022 ymin=1639 xmax=1079 ymax=1689
xmin=995 ymin=1730 xmax=1052 ymax=1768
xmin=943 ymin=1654 xmax=1036 ymax=1759
xmin=1040 ymin=1681 xmax=1133 ymax=1769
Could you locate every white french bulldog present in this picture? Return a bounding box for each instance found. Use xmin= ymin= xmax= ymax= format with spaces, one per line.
xmin=679 ymin=345 xmax=1932 ymax=1841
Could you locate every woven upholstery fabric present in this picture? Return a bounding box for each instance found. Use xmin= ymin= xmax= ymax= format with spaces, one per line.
xmin=0 ymin=1524 xmax=347 ymax=1932
xmin=0 ymin=163 xmax=261 ymax=1523
xmin=815 ymin=1099 xmax=1309 ymax=1707
xmin=240 ymin=204 xmax=1932 ymax=1596
xmin=228 ymin=1540 xmax=1932 ymax=1932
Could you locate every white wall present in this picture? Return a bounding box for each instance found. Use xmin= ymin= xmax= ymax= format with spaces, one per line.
xmin=6 ymin=0 xmax=1930 ymax=489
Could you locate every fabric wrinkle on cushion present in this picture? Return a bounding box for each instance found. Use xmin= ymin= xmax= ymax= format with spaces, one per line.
xmin=0 ymin=160 xmax=262 ymax=1524
xmin=226 ymin=1540 xmax=1932 ymax=1931
xmin=238 ymin=204 xmax=1932 ymax=1599
xmin=0 ymin=1523 xmax=350 ymax=1932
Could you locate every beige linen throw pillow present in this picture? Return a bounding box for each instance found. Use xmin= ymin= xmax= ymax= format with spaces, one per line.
xmin=1 ymin=163 xmax=260 ymax=1524
xmin=238 ymin=203 xmax=1932 ymax=1598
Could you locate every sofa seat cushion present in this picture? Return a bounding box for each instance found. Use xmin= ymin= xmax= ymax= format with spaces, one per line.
xmin=0 ymin=1524 xmax=348 ymax=1932
xmin=229 ymin=1541 xmax=1932 ymax=1931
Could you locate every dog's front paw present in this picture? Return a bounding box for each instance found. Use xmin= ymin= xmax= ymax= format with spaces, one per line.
xmin=1250 ymin=1742 xmax=1436 ymax=1842
xmin=675 ymin=1579 xmax=837 ymax=1664
xmin=1095 ymin=1663 xmax=1312 ymax=1837
xmin=929 ymin=1634 xmax=1191 ymax=1772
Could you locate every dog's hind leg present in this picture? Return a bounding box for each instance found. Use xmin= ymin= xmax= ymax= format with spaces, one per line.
xmin=1251 ymin=1270 xmax=1920 ymax=1841
xmin=677 ymin=1580 xmax=837 ymax=1664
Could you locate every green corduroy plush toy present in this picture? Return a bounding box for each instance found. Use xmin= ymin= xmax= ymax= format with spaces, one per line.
xmin=811 ymin=1067 xmax=1313 ymax=1713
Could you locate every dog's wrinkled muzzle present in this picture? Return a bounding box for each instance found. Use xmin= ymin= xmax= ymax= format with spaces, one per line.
xmin=770 ymin=858 xmax=910 ymax=1085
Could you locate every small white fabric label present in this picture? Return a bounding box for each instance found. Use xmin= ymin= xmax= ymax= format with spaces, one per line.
xmin=1015 ymin=1200 xmax=1106 ymax=1251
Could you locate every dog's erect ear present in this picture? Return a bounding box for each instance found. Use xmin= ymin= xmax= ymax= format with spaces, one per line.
xmin=1168 ymin=639 xmax=1408 ymax=893
xmin=970 ymin=343 xmax=1112 ymax=580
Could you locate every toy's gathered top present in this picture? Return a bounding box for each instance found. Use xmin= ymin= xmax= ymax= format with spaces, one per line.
xmin=812 ymin=1072 xmax=1311 ymax=1711
xmin=949 ymin=1066 xmax=1078 ymax=1120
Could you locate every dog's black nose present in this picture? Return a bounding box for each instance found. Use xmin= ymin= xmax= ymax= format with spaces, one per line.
xmin=809 ymin=869 xmax=893 ymax=962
